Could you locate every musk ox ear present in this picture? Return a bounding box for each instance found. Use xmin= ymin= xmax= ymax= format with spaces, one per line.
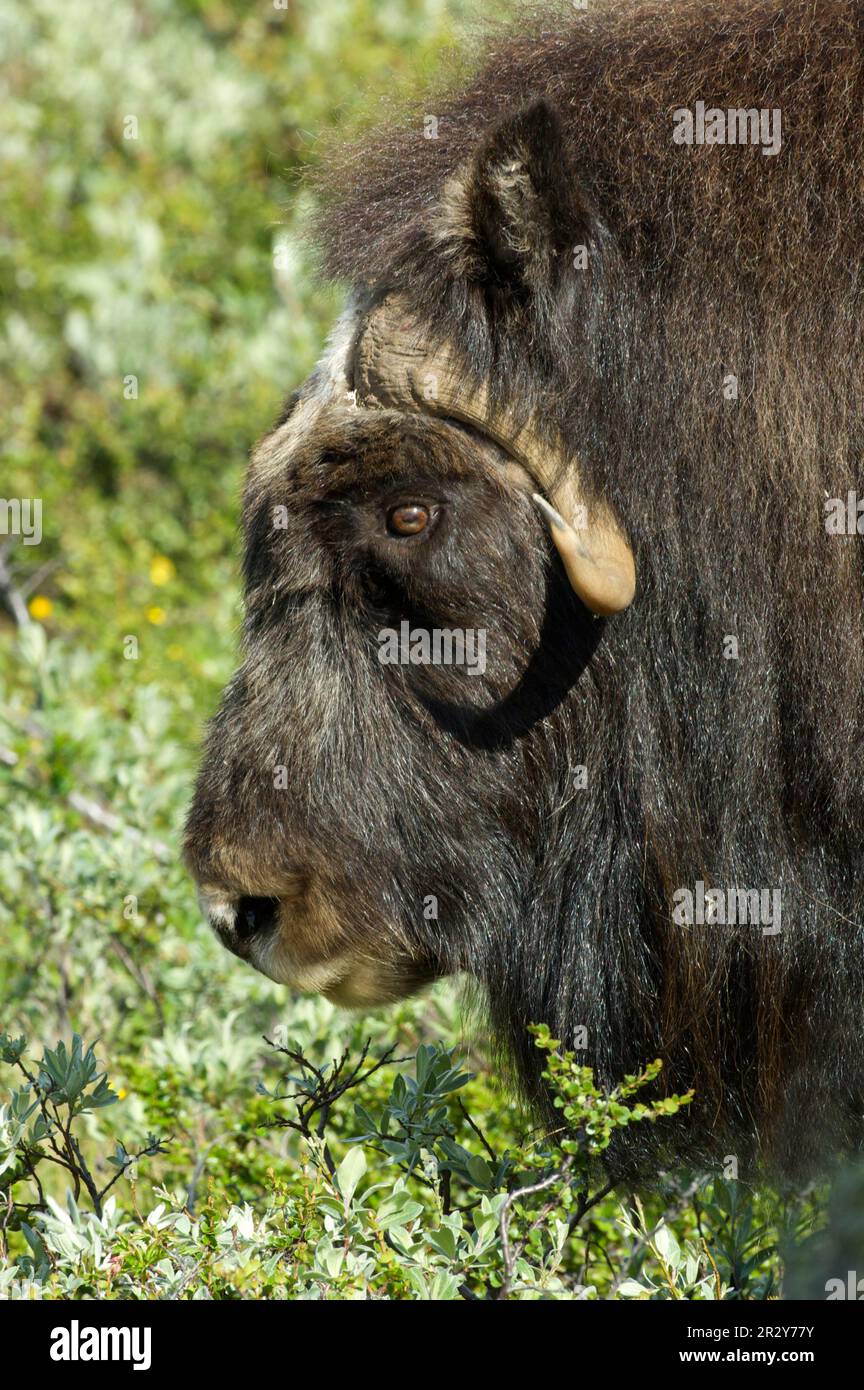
xmin=441 ymin=98 xmax=589 ymax=290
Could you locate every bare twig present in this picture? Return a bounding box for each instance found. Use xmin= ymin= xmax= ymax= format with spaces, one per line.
xmin=17 ymin=559 xmax=60 ymax=601
xmin=0 ymin=538 xmax=31 ymax=628
xmin=67 ymin=791 xmax=171 ymax=860
xmin=96 ymin=1139 xmax=167 ymax=1207
xmin=498 ymin=1163 xmax=572 ymax=1299
xmin=263 ymin=1039 xmax=406 ymax=1176
xmin=456 ymin=1096 xmax=498 ymax=1165
xmin=568 ymin=1179 xmax=616 ymax=1234
xmin=0 ymin=703 xmax=172 ymax=861
xmin=106 ymin=934 xmax=165 ymax=1026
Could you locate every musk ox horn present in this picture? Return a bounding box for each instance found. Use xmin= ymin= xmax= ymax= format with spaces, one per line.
xmin=353 ymin=294 xmax=636 ymax=616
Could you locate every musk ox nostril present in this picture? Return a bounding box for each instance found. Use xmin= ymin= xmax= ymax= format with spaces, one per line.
xmin=235 ymin=896 xmax=280 ymax=940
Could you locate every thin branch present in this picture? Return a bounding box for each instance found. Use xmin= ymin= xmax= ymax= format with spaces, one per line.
xmin=0 ymin=538 xmax=31 ymax=627
xmin=97 ymin=1139 xmax=167 ymax=1206
xmin=67 ymin=791 xmax=171 ymax=861
xmin=498 ymin=1163 xmax=572 ymax=1299
xmin=263 ymin=1039 xmax=406 ymax=1178
xmin=568 ymin=1179 xmax=616 ymax=1234
xmin=456 ymin=1097 xmax=498 ymax=1164
xmin=106 ymin=933 xmax=165 ymax=1026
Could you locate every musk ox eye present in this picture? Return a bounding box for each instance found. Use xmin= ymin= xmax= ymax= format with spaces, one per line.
xmin=387 ymin=503 xmax=430 ymax=536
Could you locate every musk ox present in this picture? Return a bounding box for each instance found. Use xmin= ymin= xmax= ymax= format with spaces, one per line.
xmin=185 ymin=0 xmax=864 ymax=1177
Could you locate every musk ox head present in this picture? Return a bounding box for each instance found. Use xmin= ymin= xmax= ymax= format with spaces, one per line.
xmin=186 ymin=5 xmax=864 ymax=1178
xmin=185 ymin=100 xmax=634 ymax=1007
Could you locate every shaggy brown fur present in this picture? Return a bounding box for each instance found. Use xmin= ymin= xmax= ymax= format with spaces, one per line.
xmin=187 ymin=0 xmax=864 ymax=1178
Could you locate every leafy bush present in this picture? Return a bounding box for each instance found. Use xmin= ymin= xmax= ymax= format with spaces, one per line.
xmin=0 ymin=1022 xmax=820 ymax=1299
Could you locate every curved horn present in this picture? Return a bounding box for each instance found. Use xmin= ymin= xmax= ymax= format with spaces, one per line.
xmin=354 ymin=295 xmax=636 ymax=616
xmin=530 ymin=491 xmax=635 ymax=618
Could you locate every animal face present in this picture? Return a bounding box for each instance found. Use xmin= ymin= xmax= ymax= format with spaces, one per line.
xmin=185 ymin=399 xmax=560 ymax=1004
xmin=185 ymin=101 xmax=619 ymax=1007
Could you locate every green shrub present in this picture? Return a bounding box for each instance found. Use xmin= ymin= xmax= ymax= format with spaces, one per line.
xmin=0 ymin=1024 xmax=820 ymax=1299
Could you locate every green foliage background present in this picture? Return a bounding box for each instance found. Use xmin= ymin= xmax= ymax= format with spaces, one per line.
xmin=0 ymin=0 xmax=841 ymax=1299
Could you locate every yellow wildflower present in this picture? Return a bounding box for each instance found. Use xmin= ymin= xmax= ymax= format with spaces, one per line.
xmin=28 ymin=594 xmax=53 ymax=621
xmin=149 ymin=555 xmax=175 ymax=586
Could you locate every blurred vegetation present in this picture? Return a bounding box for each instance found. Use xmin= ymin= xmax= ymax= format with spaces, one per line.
xmin=0 ymin=0 xmax=838 ymax=1298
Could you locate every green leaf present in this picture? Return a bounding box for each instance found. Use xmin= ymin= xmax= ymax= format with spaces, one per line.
xmin=654 ymin=1223 xmax=681 ymax=1269
xmin=335 ymin=1146 xmax=366 ymax=1211
xmin=617 ymin=1280 xmax=650 ymax=1298
xmin=376 ymin=1192 xmax=424 ymax=1230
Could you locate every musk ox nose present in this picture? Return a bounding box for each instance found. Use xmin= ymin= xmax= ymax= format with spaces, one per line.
xmin=200 ymin=890 xmax=280 ymax=957
xmin=236 ymin=896 xmax=280 ymax=940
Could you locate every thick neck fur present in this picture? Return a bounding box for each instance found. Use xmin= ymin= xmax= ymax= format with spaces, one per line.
xmin=310 ymin=0 xmax=864 ymax=1176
